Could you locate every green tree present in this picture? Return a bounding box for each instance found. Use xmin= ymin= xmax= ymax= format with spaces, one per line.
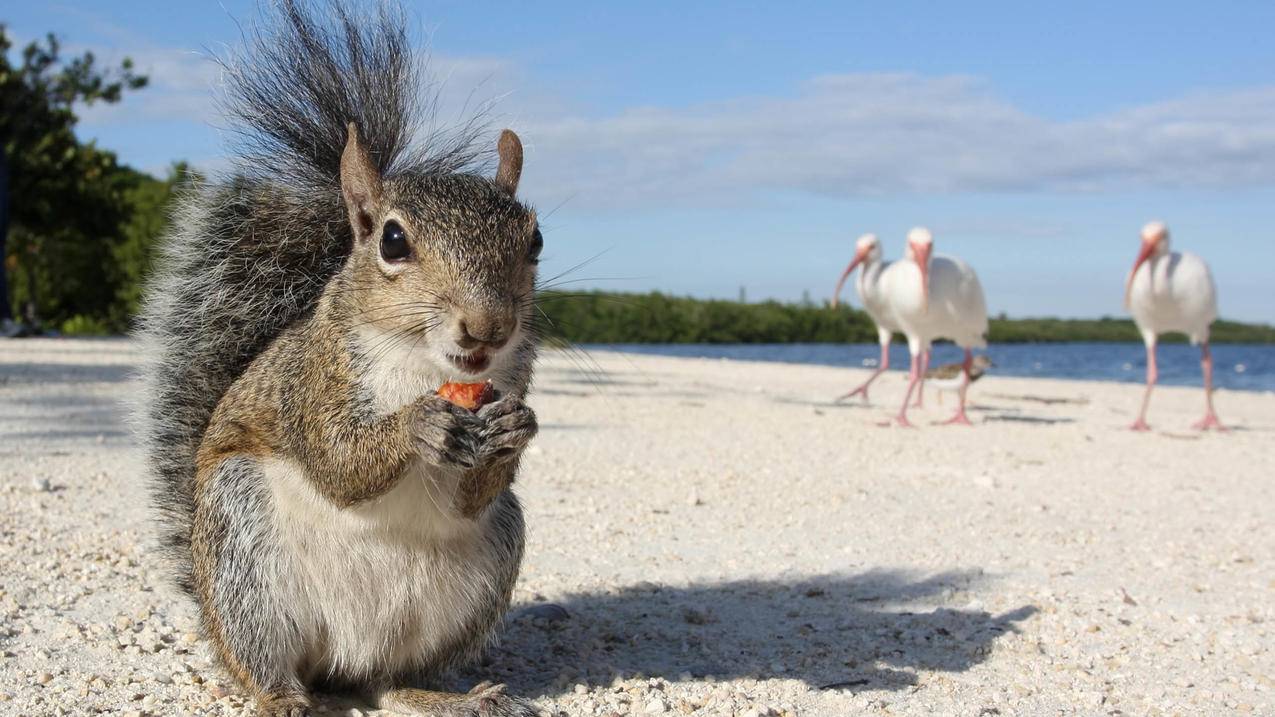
xmin=535 ymin=290 xmax=1275 ymax=345
xmin=111 ymin=163 xmax=197 ymax=323
xmin=0 ymin=25 xmax=147 ymax=330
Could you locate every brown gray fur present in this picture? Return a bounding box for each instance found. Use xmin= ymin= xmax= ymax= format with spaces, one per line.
xmin=135 ymin=1 xmax=540 ymax=715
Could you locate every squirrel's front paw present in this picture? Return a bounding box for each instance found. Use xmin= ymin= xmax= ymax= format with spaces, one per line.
xmin=476 ymin=396 xmax=538 ymax=462
xmin=411 ymin=395 xmax=484 ymax=469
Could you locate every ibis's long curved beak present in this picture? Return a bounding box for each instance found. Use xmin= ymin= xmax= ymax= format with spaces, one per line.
xmin=915 ymin=243 xmax=932 ymax=313
xmin=831 ymin=246 xmax=870 ymax=309
xmin=1124 ymin=240 xmax=1157 ymax=310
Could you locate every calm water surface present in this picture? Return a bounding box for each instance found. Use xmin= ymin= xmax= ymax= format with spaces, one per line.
xmin=585 ymin=342 xmax=1275 ymax=392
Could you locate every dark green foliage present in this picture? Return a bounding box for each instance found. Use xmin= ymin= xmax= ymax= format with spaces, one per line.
xmin=0 ymin=24 xmax=147 ymax=329
xmin=111 ymin=164 xmax=196 ymax=323
xmin=537 ymin=291 xmax=1275 ymax=345
xmin=9 ymin=155 xmax=138 ymax=328
xmin=987 ymin=315 xmax=1275 ymax=344
xmin=4 ymin=159 xmax=189 ymax=334
xmin=535 ymin=291 xmax=878 ymax=344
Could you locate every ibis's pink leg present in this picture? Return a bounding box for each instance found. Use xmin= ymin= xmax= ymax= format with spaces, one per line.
xmin=940 ymin=349 xmax=974 ymax=426
xmin=837 ymin=342 xmax=889 ymax=403
xmin=1192 ymin=342 xmax=1226 ymax=431
xmin=890 ymin=353 xmax=921 ymax=427
xmin=1130 ymin=341 xmax=1156 ymax=431
xmin=912 ymin=349 xmax=930 ymax=408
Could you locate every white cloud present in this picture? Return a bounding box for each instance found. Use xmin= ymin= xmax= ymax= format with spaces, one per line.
xmin=75 ymin=46 xmax=221 ymax=126
xmin=75 ymin=45 xmax=536 ymax=157
xmin=74 ymin=39 xmax=1275 ymax=209
xmin=515 ymin=74 xmax=1275 ymax=209
xmin=76 ymin=48 xmax=519 ymax=126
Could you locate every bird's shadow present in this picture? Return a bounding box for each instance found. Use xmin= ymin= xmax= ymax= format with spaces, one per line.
xmin=983 ymin=414 xmax=1076 ymax=425
xmin=773 ymin=396 xmax=876 ymax=410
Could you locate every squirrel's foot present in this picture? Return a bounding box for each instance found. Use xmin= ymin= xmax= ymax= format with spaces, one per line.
xmin=378 ymin=682 xmax=537 ymax=717
xmin=255 ymin=691 xmax=312 ymax=717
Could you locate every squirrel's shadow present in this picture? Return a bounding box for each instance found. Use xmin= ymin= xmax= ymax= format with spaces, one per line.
xmin=464 ymin=569 xmax=1035 ymax=698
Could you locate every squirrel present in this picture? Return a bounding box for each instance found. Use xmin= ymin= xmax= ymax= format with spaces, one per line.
xmin=136 ymin=2 xmax=542 ymax=715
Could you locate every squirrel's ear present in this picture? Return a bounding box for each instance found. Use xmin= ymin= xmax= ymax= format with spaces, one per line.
xmin=495 ymin=129 xmax=523 ymax=196
xmin=340 ymin=122 xmax=382 ymax=241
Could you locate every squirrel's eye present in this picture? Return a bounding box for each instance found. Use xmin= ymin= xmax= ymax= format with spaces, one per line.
xmin=380 ymin=221 xmax=411 ymax=262
xmin=528 ymin=228 xmax=544 ymax=264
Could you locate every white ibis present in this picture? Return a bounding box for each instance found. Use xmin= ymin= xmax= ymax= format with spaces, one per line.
xmin=878 ymin=227 xmax=989 ymax=426
xmin=1124 ymin=221 xmax=1224 ymax=431
xmin=831 ymin=233 xmax=898 ymax=402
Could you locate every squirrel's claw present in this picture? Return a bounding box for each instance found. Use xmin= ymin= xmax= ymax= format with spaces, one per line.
xmin=477 ymin=401 xmax=537 ymax=462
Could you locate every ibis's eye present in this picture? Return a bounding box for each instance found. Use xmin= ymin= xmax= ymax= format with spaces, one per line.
xmin=529 ymin=228 xmax=544 ymax=264
xmin=380 ymin=220 xmax=411 ymax=262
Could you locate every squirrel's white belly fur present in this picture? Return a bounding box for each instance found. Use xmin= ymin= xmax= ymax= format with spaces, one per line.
xmin=244 ymin=327 xmax=512 ymax=680
xmin=264 ymin=456 xmax=503 ymax=681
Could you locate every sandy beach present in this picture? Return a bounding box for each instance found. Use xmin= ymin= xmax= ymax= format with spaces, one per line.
xmin=1 ymin=337 xmax=1272 ymax=716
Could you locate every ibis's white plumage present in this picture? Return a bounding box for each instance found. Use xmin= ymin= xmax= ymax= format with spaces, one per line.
xmin=1124 ymin=222 xmax=1225 ymax=431
xmin=831 ymin=234 xmax=899 ymax=402
xmin=881 ymin=252 xmax=989 ymax=355
xmin=852 ymin=237 xmax=900 ymax=342
xmin=878 ymin=227 xmax=989 ymax=426
xmin=1126 ymin=249 xmax=1218 ymax=345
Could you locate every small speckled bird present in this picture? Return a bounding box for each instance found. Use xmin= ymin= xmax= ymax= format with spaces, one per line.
xmin=926 ymin=354 xmax=993 ymax=405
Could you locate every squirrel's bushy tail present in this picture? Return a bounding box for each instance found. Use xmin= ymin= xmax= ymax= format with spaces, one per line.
xmin=136 ymin=0 xmax=487 ymax=594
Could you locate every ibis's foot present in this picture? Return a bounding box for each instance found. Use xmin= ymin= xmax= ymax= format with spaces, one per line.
xmin=1191 ymin=413 xmax=1227 ymax=431
xmin=881 ymin=414 xmax=916 ymax=428
xmin=938 ymin=411 xmax=973 ymax=426
xmin=1129 ymin=418 xmax=1151 ymax=432
xmin=835 ymin=386 xmax=870 ymax=404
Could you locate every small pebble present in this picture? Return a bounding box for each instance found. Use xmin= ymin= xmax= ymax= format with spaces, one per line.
xmin=644 ymin=697 xmax=668 ymax=714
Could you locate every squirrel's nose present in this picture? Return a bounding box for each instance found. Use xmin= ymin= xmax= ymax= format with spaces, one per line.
xmin=456 ymin=313 xmax=515 ymax=350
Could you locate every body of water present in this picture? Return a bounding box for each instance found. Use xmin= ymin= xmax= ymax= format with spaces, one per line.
xmin=586 ymin=342 xmax=1275 ymax=392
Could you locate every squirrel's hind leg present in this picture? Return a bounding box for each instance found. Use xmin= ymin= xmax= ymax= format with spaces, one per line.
xmin=376 ymin=681 xmax=537 ymax=717
xmin=192 ymin=455 xmax=312 ymax=716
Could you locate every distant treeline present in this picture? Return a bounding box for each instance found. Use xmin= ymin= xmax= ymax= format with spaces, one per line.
xmin=535 ymin=290 xmax=1275 ymax=345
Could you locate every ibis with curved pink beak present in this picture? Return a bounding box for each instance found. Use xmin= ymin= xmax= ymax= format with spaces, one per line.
xmin=831 ymin=233 xmax=899 ymax=402
xmin=878 ymin=227 xmax=989 ymax=427
xmin=1124 ymin=221 xmax=1224 ymax=431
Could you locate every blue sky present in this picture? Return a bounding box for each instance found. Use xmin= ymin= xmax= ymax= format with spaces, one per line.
xmin=7 ymin=1 xmax=1275 ymax=321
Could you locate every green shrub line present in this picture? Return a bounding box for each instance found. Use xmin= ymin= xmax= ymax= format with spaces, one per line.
xmin=535 ymin=290 xmax=1275 ymax=345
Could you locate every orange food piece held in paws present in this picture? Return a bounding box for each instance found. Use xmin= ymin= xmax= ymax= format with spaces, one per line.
xmin=436 ymin=381 xmax=496 ymax=412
